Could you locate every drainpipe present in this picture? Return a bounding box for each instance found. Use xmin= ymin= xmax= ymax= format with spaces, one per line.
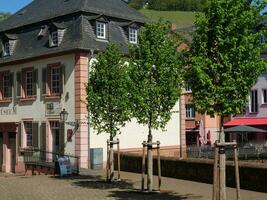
xmin=87 ymin=50 xmax=94 ymax=169
xmin=179 ymin=95 xmax=183 ymax=158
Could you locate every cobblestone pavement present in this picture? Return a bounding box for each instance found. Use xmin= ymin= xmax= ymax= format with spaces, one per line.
xmin=0 ymin=170 xmax=266 ymax=200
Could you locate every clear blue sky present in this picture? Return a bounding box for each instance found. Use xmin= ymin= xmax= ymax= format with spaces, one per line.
xmin=0 ymin=0 xmax=32 ymax=13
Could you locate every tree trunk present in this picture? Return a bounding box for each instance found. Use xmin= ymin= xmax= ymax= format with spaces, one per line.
xmin=109 ymin=135 xmax=114 ymax=182
xmin=219 ymin=116 xmax=226 ymax=200
xmin=147 ymin=125 xmax=153 ymax=192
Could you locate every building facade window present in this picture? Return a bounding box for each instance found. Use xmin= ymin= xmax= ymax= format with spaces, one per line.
xmin=129 ymin=28 xmax=138 ymax=44
xmin=186 ymin=104 xmax=195 ymax=118
xmin=51 ymin=67 xmax=60 ymax=95
xmin=25 ymin=71 xmax=33 ymax=96
xmin=3 ymin=73 xmax=10 ymax=98
xmin=185 ymin=83 xmax=192 ymax=92
xmin=43 ymin=63 xmax=64 ymax=97
xmin=250 ymin=90 xmax=258 ymax=113
xmin=51 ymin=31 xmax=58 ymax=46
xmin=263 ymin=89 xmax=267 ymax=104
xmin=96 ymin=22 xmax=106 ymax=39
xmin=0 ymin=71 xmax=12 ymax=100
xmin=25 ymin=122 xmax=33 ymax=147
xmin=4 ymin=42 xmax=10 ymax=56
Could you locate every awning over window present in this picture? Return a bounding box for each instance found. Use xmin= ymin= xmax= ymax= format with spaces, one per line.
xmin=224 ymin=118 xmax=267 ymax=126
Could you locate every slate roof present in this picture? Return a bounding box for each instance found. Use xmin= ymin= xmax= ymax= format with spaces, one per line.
xmin=0 ymin=0 xmax=145 ymax=32
xmin=0 ymin=0 xmax=146 ymax=65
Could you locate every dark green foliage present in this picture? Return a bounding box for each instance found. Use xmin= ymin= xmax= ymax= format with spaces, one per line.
xmin=129 ymin=0 xmax=145 ymax=9
xmin=185 ymin=0 xmax=267 ymax=117
xmin=0 ymin=12 xmax=11 ymax=21
xmin=144 ymin=0 xmax=207 ymax=12
xmin=129 ymin=21 xmax=183 ymax=132
xmin=86 ymin=44 xmax=131 ymax=137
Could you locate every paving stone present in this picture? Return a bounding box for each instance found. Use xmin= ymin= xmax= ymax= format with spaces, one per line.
xmin=0 ymin=170 xmax=266 ymax=200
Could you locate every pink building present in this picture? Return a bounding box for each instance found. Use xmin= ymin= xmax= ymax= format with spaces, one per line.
xmin=225 ymin=73 xmax=267 ymax=145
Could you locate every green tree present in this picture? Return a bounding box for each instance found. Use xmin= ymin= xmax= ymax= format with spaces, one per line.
xmin=86 ymin=44 xmax=131 ymax=181
xmin=185 ymin=0 xmax=266 ymax=198
xmin=129 ymin=21 xmax=183 ymax=191
xmin=0 ymin=12 xmax=11 ymax=22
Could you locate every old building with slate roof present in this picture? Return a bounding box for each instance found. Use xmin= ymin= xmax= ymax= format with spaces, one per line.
xmin=0 ymin=0 xmax=181 ymax=173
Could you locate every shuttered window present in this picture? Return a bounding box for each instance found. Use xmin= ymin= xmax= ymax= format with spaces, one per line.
xmin=17 ymin=68 xmax=38 ymax=99
xmin=24 ymin=121 xmax=39 ymax=148
xmin=25 ymin=122 xmax=33 ymax=147
xmin=49 ymin=29 xmax=65 ymax=47
xmin=44 ymin=63 xmax=65 ymax=97
xmin=0 ymin=71 xmax=13 ymax=100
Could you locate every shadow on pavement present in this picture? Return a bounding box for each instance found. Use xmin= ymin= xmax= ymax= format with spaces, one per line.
xmin=107 ymin=190 xmax=202 ymax=200
xmin=72 ymin=178 xmax=134 ymax=189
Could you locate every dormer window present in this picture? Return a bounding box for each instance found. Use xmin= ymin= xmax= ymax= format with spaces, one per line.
xmin=129 ymin=28 xmax=138 ymax=44
xmin=4 ymin=41 xmax=10 ymax=56
xmin=49 ymin=22 xmax=66 ymax=47
xmin=96 ymin=21 xmax=107 ymax=39
xmin=51 ymin=31 xmax=58 ymax=46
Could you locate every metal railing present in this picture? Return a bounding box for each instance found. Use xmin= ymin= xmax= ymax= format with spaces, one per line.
xmin=187 ymin=145 xmax=267 ymax=161
xmin=22 ymin=148 xmax=80 ymax=174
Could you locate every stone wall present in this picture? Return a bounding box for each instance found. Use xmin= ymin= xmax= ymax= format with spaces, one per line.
xmin=114 ymin=152 xmax=267 ymax=193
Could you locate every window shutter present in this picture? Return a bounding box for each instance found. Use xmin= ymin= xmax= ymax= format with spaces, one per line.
xmin=0 ymin=41 xmax=3 ymax=57
xmin=0 ymin=72 xmax=3 ymax=97
xmin=49 ymin=33 xmax=53 ymax=47
xmin=58 ymin=29 xmax=65 ymax=45
xmin=59 ymin=122 xmax=65 ymax=154
xmin=8 ymin=72 xmax=14 ymax=98
xmin=42 ymin=68 xmax=47 ymax=95
xmin=59 ymin=65 xmax=65 ymax=94
xmin=18 ymin=122 xmax=22 ymax=147
xmin=32 ymin=122 xmax=39 ymax=148
xmin=33 ymin=69 xmax=38 ymax=96
xmin=16 ymin=71 xmax=21 ymax=98
xmin=40 ymin=122 xmax=46 ymax=151
xmin=9 ymin=40 xmax=16 ymax=55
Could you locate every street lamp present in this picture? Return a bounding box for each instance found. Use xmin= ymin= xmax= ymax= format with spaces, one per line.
xmin=60 ymin=108 xmax=80 ymax=132
xmin=60 ymin=108 xmax=69 ymax=122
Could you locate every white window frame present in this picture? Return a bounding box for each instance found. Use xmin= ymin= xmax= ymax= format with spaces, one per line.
xmin=250 ymin=90 xmax=258 ymax=113
xmin=25 ymin=71 xmax=33 ymax=97
xmin=186 ymin=104 xmax=195 ymax=118
xmin=262 ymin=89 xmax=267 ymax=104
xmin=129 ymin=28 xmax=138 ymax=44
xmin=51 ymin=66 xmax=61 ymax=95
xmin=51 ymin=31 xmax=58 ymax=46
xmin=185 ymin=83 xmax=192 ymax=93
xmin=96 ymin=22 xmax=106 ymax=40
xmin=4 ymin=42 xmax=10 ymax=56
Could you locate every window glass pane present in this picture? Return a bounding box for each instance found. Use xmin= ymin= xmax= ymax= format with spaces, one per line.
xmin=51 ymin=67 xmax=60 ymax=95
xmin=96 ymin=22 xmax=106 ymax=39
xmin=52 ymin=31 xmax=58 ymax=46
xmin=186 ymin=104 xmax=195 ymax=118
xmin=185 ymin=83 xmax=192 ymax=92
xmin=26 ymin=71 xmax=33 ymax=96
xmin=129 ymin=28 xmax=137 ymax=44
xmin=3 ymin=73 xmax=10 ymax=98
xmin=4 ymin=42 xmax=10 ymax=56
xmin=250 ymin=90 xmax=258 ymax=113
xmin=263 ymin=89 xmax=267 ymax=104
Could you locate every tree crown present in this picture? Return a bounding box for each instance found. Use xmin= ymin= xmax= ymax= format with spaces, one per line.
xmin=185 ymin=0 xmax=267 ymax=117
